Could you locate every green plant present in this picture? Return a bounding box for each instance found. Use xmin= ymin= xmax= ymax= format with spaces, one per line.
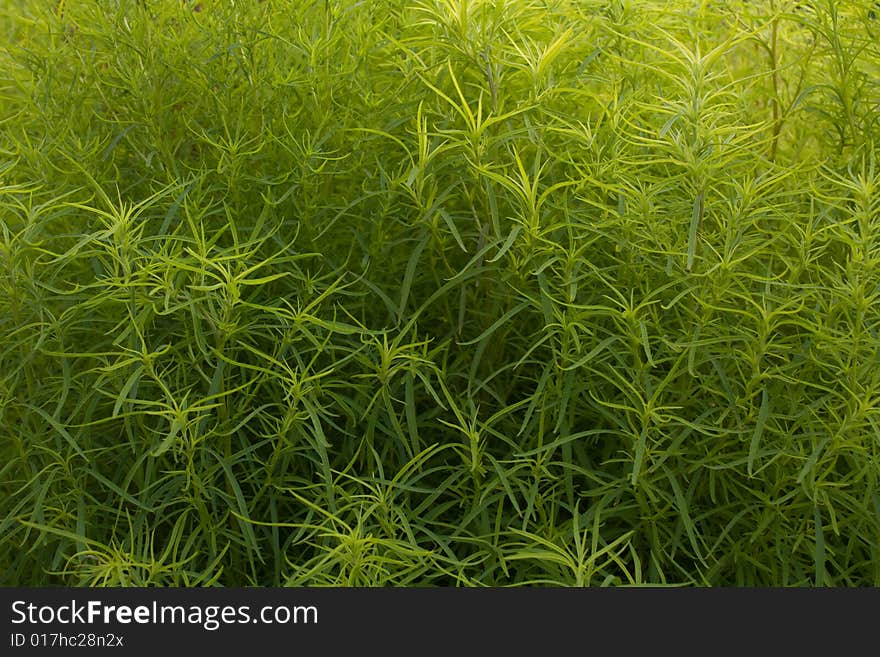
xmin=1 ymin=0 xmax=878 ymax=587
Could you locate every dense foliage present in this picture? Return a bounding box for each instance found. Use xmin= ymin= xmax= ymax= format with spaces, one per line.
xmin=1 ymin=0 xmax=878 ymax=586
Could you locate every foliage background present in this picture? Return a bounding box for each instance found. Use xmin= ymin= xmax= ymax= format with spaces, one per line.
xmin=1 ymin=0 xmax=878 ymax=585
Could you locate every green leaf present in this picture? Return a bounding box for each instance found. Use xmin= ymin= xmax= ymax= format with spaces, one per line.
xmin=22 ymin=404 xmax=86 ymax=460
xmin=686 ymin=192 xmax=703 ymax=272
xmin=631 ymin=425 xmax=650 ymax=487
xmin=151 ymin=416 xmax=183 ymax=458
xmin=112 ymin=364 xmax=144 ymax=418
xmin=814 ymin=506 xmax=825 ymax=587
xmin=748 ymin=389 xmax=770 ymax=476
xmin=398 ymin=232 xmax=431 ymax=323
